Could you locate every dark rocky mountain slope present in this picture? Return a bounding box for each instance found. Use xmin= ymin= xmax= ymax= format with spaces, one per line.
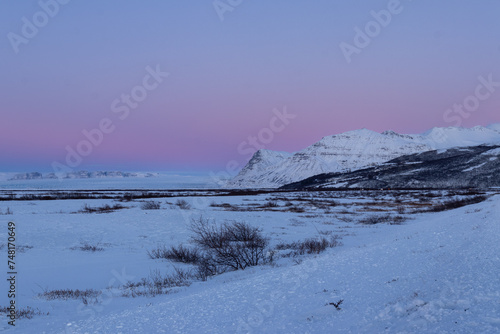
xmin=281 ymin=145 xmax=500 ymax=190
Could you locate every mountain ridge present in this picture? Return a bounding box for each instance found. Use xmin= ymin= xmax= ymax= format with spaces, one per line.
xmin=226 ymin=123 xmax=500 ymax=189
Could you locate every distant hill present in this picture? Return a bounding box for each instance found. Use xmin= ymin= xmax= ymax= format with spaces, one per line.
xmin=9 ymin=171 xmax=158 ymax=181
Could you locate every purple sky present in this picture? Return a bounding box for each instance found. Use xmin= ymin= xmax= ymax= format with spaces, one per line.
xmin=1 ymin=0 xmax=499 ymax=172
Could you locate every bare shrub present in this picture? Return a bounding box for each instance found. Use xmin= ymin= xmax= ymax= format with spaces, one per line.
xmin=122 ymin=268 xmax=194 ymax=297
xmin=298 ymin=238 xmax=330 ymax=254
xmin=39 ymin=288 xmax=101 ymax=301
xmin=176 ymin=199 xmax=192 ymax=210
xmin=79 ymin=203 xmax=125 ymax=214
xmin=141 ymin=200 xmax=161 ymax=210
xmin=209 ymin=202 xmax=239 ymax=211
xmin=276 ymin=235 xmax=342 ymax=256
xmin=359 ymin=214 xmax=408 ymax=225
xmin=147 ymin=245 xmax=169 ymax=259
xmin=262 ymin=201 xmax=279 ymax=208
xmin=195 ymin=255 xmax=224 ymax=281
xmin=190 ymin=217 xmax=269 ymax=273
xmin=358 ymin=214 xmax=392 ymax=225
xmin=165 ymin=245 xmax=200 ymax=263
xmin=389 ymin=215 xmax=407 ymax=225
xmin=148 ymin=244 xmax=200 ymax=264
xmin=71 ymin=241 xmax=104 ymax=252
xmin=286 ymin=206 xmax=305 ymax=213
xmin=0 ymin=306 xmax=47 ymax=319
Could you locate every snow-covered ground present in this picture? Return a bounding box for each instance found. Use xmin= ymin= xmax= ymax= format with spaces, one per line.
xmin=1 ymin=190 xmax=499 ymax=333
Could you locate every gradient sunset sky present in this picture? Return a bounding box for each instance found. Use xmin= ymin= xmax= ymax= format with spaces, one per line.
xmin=1 ymin=0 xmax=499 ymax=172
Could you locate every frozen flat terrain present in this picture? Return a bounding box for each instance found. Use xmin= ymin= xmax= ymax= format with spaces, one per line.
xmin=1 ymin=189 xmax=499 ymax=333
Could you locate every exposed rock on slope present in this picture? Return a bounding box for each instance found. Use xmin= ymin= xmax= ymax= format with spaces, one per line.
xmin=282 ymin=145 xmax=500 ymax=190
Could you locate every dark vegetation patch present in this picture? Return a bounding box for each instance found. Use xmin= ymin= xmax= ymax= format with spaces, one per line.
xmin=275 ymin=235 xmax=342 ymax=256
xmin=0 ymin=306 xmax=48 ymax=319
xmin=141 ymin=200 xmax=161 ymax=210
xmin=77 ymin=203 xmax=127 ymax=214
xmin=39 ymin=289 xmax=102 ymax=301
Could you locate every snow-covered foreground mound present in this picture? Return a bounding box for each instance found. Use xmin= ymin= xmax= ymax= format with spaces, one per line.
xmin=14 ymin=195 xmax=499 ymax=333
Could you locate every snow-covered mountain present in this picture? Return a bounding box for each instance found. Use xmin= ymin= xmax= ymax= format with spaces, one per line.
xmin=226 ymin=124 xmax=500 ymax=188
xmin=231 ymin=149 xmax=292 ymax=184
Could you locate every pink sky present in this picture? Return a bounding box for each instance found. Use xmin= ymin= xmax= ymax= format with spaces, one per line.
xmin=1 ymin=1 xmax=499 ymax=172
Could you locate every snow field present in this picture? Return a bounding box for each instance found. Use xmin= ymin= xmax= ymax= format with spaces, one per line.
xmin=0 ymin=191 xmax=498 ymax=333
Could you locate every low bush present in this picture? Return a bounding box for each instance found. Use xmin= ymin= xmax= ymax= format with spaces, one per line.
xmin=389 ymin=215 xmax=407 ymax=225
xmin=359 ymin=213 xmax=409 ymax=225
xmin=0 ymin=306 xmax=47 ymax=319
xmin=141 ymin=201 xmax=161 ymax=210
xmin=359 ymin=214 xmax=390 ymax=225
xmin=175 ymin=199 xmax=192 ymax=210
xmin=148 ymin=244 xmax=200 ymax=264
xmin=71 ymin=241 xmax=104 ymax=252
xmin=286 ymin=206 xmax=306 ymax=213
xmin=39 ymin=288 xmax=101 ymax=301
xmin=190 ymin=217 xmax=269 ymax=273
xmin=262 ymin=201 xmax=279 ymax=208
xmin=79 ymin=203 xmax=125 ymax=214
xmin=275 ymin=235 xmax=342 ymax=256
xmin=209 ymin=202 xmax=239 ymax=211
xmin=122 ymin=268 xmax=194 ymax=297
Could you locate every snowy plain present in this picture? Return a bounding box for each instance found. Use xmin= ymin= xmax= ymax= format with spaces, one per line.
xmin=0 ymin=182 xmax=499 ymax=333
